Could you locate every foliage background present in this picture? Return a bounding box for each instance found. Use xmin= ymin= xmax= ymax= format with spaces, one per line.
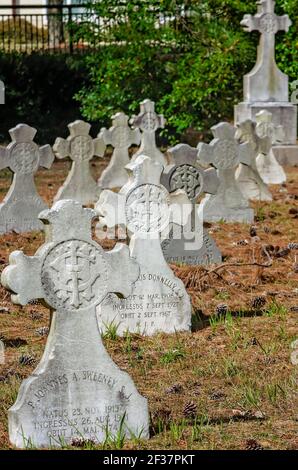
xmin=0 ymin=0 xmax=297 ymax=144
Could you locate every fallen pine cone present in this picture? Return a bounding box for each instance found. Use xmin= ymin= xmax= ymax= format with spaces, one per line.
xmin=245 ymin=439 xmax=264 ymax=450
xmin=250 ymin=296 xmax=266 ymax=309
xmin=183 ymin=401 xmax=197 ymax=419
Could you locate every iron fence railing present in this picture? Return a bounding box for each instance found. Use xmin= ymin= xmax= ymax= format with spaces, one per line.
xmin=0 ymin=3 xmax=190 ymax=54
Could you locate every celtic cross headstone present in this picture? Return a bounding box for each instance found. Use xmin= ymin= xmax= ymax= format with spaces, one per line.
xmin=161 ymin=144 xmax=222 ymax=265
xmin=98 ymin=112 xmax=141 ymax=189
xmin=0 ymin=124 xmax=54 ymax=234
xmin=255 ymin=110 xmax=287 ymax=184
xmin=197 ymin=122 xmax=254 ymax=223
xmin=1 ymin=199 xmax=149 ymax=448
xmin=53 ymin=120 xmax=106 ymax=205
xmin=95 ymin=154 xmax=192 ymax=336
xmin=130 ymin=99 xmax=167 ymax=165
xmin=235 ymin=0 xmax=297 ymax=152
xmin=235 ymin=118 xmax=273 ymax=200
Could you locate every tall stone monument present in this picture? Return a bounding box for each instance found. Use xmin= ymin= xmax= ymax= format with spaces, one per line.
xmin=95 ymin=155 xmax=192 ymax=336
xmin=234 ymin=0 xmax=298 ymax=165
xmin=1 ymin=200 xmax=149 ymax=448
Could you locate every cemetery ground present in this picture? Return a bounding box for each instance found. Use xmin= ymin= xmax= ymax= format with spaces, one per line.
xmin=0 ymin=156 xmax=297 ymax=451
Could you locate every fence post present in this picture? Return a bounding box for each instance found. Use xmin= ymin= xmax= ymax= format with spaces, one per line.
xmin=68 ymin=5 xmax=73 ymax=54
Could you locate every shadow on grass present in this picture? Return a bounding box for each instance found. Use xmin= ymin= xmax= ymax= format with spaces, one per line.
xmin=192 ymin=309 xmax=265 ymax=332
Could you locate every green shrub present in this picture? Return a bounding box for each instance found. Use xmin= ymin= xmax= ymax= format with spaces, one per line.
xmin=75 ymin=0 xmax=298 ymax=144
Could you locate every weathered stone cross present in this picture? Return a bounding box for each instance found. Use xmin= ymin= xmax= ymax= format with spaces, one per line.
xmin=161 ymin=144 xmax=222 ymax=265
xmin=130 ymin=99 xmax=167 ymax=165
xmin=53 ymin=120 xmax=106 ymax=205
xmin=0 ymin=124 xmax=54 ymax=233
xmin=197 ymin=122 xmax=254 ymax=223
xmin=1 ymin=199 xmax=149 ymax=448
xmin=98 ymin=112 xmax=141 ymax=189
xmin=255 ymin=109 xmax=286 ymax=184
xmin=95 ymin=154 xmax=192 ymax=336
xmin=240 ymin=0 xmax=292 ymax=102
xmin=235 ymin=118 xmax=273 ymax=201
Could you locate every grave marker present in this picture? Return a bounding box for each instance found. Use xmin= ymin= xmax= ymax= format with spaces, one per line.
xmin=197 ymin=123 xmax=254 ymax=223
xmin=1 ymin=200 xmax=149 ymax=448
xmin=95 ymin=155 xmax=192 ymax=336
xmin=0 ymin=124 xmax=54 ymax=233
xmin=53 ymin=120 xmax=106 ymax=205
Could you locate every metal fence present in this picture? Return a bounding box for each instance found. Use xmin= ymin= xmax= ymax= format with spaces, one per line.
xmin=0 ymin=3 xmax=189 ymax=54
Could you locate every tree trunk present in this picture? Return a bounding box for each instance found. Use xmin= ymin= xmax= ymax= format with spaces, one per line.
xmin=48 ymin=0 xmax=64 ymax=48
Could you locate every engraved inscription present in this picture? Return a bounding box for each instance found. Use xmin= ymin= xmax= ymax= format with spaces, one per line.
xmin=169 ymin=164 xmax=202 ymax=200
xmin=70 ymin=135 xmax=93 ymax=161
xmin=125 ymin=184 xmax=170 ymax=233
xmin=11 ymin=142 xmax=40 ymax=174
xmin=41 ymin=240 xmax=109 ymax=310
xmin=213 ymin=140 xmax=238 ymax=169
xmin=260 ymin=13 xmax=277 ymax=34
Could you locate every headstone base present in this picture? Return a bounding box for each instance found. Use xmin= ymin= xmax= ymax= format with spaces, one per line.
xmin=272 ymin=145 xmax=298 ymax=167
xmin=235 ymin=101 xmax=297 ymax=145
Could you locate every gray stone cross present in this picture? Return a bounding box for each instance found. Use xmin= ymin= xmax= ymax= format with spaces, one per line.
xmin=161 ymin=144 xmax=222 ymax=265
xmin=98 ymin=112 xmax=141 ymax=189
xmin=235 ymin=118 xmax=273 ymax=201
xmin=95 ymin=154 xmax=192 ymax=336
xmin=197 ymin=122 xmax=254 ymax=223
xmin=130 ymin=99 xmax=167 ymax=165
xmin=0 ymin=124 xmax=54 ymax=233
xmin=241 ymin=0 xmax=292 ymax=102
xmin=255 ymin=109 xmax=286 ymax=184
xmin=53 ymin=120 xmax=106 ymax=205
xmin=1 ymin=199 xmax=149 ymax=448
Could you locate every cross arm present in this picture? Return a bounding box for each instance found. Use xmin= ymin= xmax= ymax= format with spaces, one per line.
xmin=238 ymin=142 xmax=254 ymax=166
xmin=93 ymin=136 xmax=106 ymax=157
xmin=39 ymin=145 xmax=55 ymax=169
xmin=240 ymin=14 xmax=257 ymax=32
xmin=95 ymin=190 xmax=126 ymax=229
xmin=201 ymin=167 xmax=219 ymax=195
xmin=1 ymin=251 xmax=43 ymax=306
xmin=98 ymin=128 xmax=113 ymax=146
xmin=130 ymin=128 xmax=141 ymax=146
xmin=105 ymin=244 xmax=139 ymax=299
xmin=197 ymin=142 xmax=213 ymax=166
xmin=53 ymin=137 xmax=70 ymax=159
xmin=278 ymin=15 xmax=292 ymax=32
xmin=167 ymin=143 xmax=198 ymax=166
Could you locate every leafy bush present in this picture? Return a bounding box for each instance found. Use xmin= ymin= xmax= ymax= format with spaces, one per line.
xmin=76 ymin=0 xmax=298 ymax=144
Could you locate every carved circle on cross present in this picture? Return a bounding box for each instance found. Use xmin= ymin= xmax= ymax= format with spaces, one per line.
xmin=169 ymin=164 xmax=203 ymax=201
xmin=112 ymin=127 xmax=129 ymax=148
xmin=259 ymin=13 xmax=278 ymax=34
xmin=10 ymin=142 xmax=40 ymax=174
xmin=213 ymin=140 xmax=238 ymax=169
xmin=70 ymin=135 xmax=93 ymax=161
xmin=256 ymin=122 xmax=274 ymax=141
xmin=140 ymin=112 xmax=158 ymax=132
xmin=41 ymin=240 xmax=109 ymax=311
xmin=125 ymin=183 xmax=171 ymax=234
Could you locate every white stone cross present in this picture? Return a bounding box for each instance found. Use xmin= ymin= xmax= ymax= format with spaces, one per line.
xmin=161 ymin=144 xmax=222 ymax=265
xmin=241 ymin=0 xmax=292 ymax=102
xmin=98 ymin=112 xmax=141 ymax=189
xmin=0 ymin=124 xmax=54 ymax=233
xmin=255 ymin=109 xmax=287 ymax=183
xmin=130 ymin=99 xmax=167 ymax=165
xmin=95 ymin=154 xmax=192 ymax=336
xmin=235 ymin=118 xmax=273 ymax=200
xmin=0 ymin=80 xmax=5 ymax=105
xmin=53 ymin=120 xmax=106 ymax=205
xmin=1 ymin=199 xmax=149 ymax=448
xmin=197 ymin=122 xmax=254 ymax=223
